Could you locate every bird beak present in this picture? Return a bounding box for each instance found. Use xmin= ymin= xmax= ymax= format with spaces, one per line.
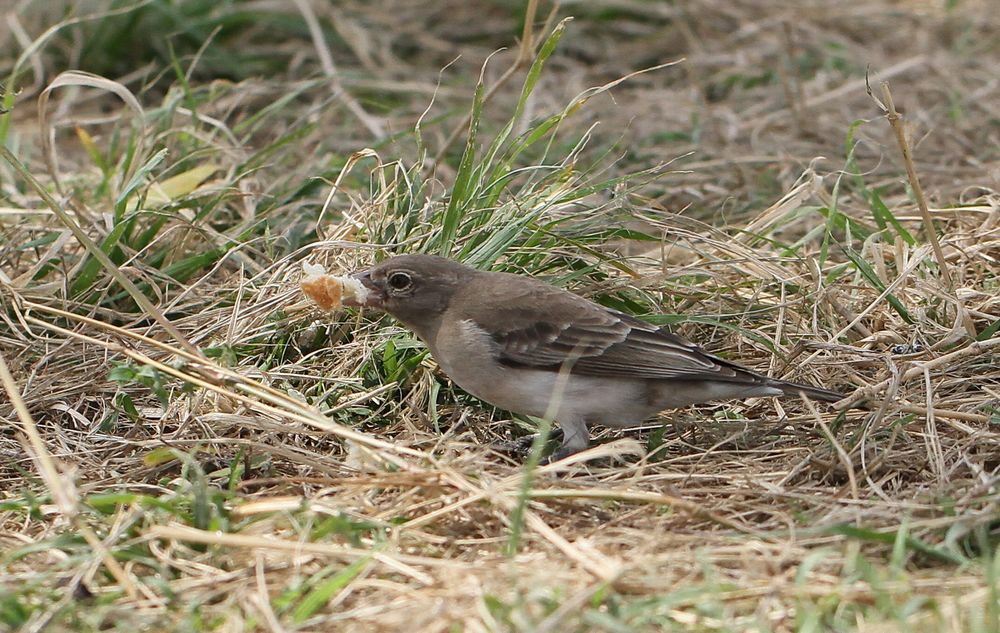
xmin=346 ymin=271 xmax=386 ymax=308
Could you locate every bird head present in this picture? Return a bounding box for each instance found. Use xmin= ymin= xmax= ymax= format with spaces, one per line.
xmin=348 ymin=254 xmax=470 ymax=330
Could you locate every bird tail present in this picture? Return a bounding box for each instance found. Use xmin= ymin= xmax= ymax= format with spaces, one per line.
xmin=771 ymin=379 xmax=846 ymax=404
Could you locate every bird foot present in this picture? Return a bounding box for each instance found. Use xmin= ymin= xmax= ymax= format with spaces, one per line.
xmin=493 ymin=429 xmax=564 ymax=460
xmin=545 ymin=445 xmax=583 ymax=464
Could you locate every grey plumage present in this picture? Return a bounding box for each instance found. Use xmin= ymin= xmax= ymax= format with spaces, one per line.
xmin=351 ymin=254 xmax=844 ymax=459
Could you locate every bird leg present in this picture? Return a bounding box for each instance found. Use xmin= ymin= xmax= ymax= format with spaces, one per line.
xmin=550 ymin=418 xmax=590 ymax=461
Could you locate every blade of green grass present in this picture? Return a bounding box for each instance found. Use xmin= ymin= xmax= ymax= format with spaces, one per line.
xmin=841 ymin=245 xmax=914 ymax=323
xmin=828 ymin=524 xmax=968 ymax=565
xmin=292 ymin=555 xmax=374 ymax=623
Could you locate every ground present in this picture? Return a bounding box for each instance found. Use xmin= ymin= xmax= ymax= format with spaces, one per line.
xmin=1 ymin=0 xmax=999 ymax=631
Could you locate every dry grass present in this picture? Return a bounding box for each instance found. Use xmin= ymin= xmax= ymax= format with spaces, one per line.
xmin=1 ymin=0 xmax=999 ymax=631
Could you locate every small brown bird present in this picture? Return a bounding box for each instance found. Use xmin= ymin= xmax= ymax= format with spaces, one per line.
xmin=347 ymin=254 xmax=844 ymax=460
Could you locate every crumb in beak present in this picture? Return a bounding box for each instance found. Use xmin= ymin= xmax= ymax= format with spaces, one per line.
xmin=300 ymin=261 xmax=370 ymax=310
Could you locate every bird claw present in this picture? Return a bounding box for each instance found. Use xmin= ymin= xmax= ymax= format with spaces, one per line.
xmin=545 ymin=445 xmax=581 ymax=464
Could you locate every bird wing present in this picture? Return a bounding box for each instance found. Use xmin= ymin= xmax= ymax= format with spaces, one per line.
xmin=456 ymin=273 xmax=765 ymax=383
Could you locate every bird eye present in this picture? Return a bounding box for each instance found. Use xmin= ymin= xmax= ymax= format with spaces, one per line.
xmin=387 ymin=271 xmax=413 ymax=291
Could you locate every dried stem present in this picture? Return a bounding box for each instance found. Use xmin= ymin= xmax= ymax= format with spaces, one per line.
xmin=878 ymin=81 xmax=977 ymax=338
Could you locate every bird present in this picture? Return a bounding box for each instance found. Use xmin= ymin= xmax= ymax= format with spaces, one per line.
xmin=345 ymin=253 xmax=845 ymax=460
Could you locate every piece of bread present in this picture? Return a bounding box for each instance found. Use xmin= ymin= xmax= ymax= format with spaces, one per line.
xmin=300 ymin=262 xmax=369 ymax=310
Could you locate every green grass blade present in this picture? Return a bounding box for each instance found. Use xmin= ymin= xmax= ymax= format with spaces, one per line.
xmin=437 ymin=72 xmax=485 ymax=255
xmin=292 ymin=555 xmax=373 ymax=623
xmin=841 ymin=246 xmax=914 ymax=323
xmin=828 ymin=524 xmax=968 ymax=565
